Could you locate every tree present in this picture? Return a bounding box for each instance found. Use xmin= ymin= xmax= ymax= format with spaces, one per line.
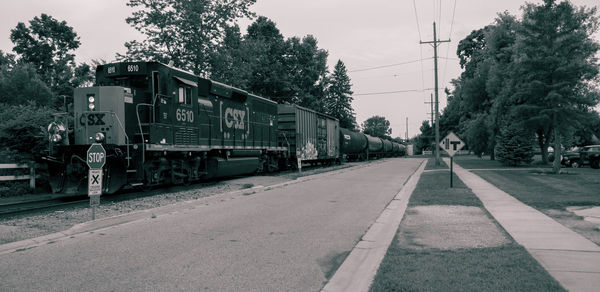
xmin=415 ymin=120 xmax=434 ymax=154
xmin=120 ymin=0 xmax=256 ymax=76
xmin=324 ymin=60 xmax=356 ymax=130
xmin=0 ymin=50 xmax=15 ymax=68
xmin=495 ymin=122 xmax=534 ymax=166
xmin=242 ymin=16 xmax=293 ymax=103
xmin=511 ymin=0 xmax=600 ymax=173
xmin=285 ymin=35 xmax=329 ymax=112
xmin=209 ymin=24 xmax=251 ymax=89
xmin=210 ymin=16 xmax=331 ymax=111
xmin=9 ymin=14 xmax=92 ymax=107
xmin=442 ymin=13 xmax=519 ymax=160
xmin=0 ymin=63 xmax=53 ymax=106
xmin=362 ymin=115 xmax=392 ymax=139
xmin=0 ymin=103 xmax=56 ymax=162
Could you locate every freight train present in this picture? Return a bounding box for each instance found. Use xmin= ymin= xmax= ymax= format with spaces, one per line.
xmin=45 ymin=61 xmax=405 ymax=194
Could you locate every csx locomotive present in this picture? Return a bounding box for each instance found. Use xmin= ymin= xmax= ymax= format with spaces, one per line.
xmin=45 ymin=61 xmax=404 ymax=194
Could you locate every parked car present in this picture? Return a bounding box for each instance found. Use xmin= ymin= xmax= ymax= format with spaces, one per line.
xmin=561 ymin=145 xmax=600 ymax=168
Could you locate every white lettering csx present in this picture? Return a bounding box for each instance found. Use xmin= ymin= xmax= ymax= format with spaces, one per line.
xmin=224 ymin=108 xmax=246 ymax=130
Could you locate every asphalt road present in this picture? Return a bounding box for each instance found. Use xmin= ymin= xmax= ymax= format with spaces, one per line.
xmin=1 ymin=158 xmax=423 ymax=291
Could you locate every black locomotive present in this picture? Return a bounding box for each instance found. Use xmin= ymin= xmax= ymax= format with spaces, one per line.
xmin=45 ymin=61 xmax=404 ymax=194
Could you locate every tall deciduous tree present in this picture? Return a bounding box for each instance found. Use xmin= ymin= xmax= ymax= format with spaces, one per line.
xmin=0 ymin=50 xmax=15 ymax=68
xmin=362 ymin=115 xmax=392 ymax=139
xmin=9 ymin=13 xmax=90 ymax=106
xmin=511 ymin=0 xmax=599 ymax=173
xmin=0 ymin=63 xmax=53 ymax=106
xmin=324 ymin=60 xmax=356 ymax=130
xmin=121 ymin=0 xmax=256 ymax=76
xmin=415 ymin=120 xmax=434 ymax=154
xmin=286 ymin=35 xmax=329 ymax=111
xmin=243 ymin=16 xmax=292 ymax=103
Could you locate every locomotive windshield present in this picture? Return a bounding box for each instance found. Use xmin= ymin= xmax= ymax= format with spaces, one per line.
xmin=96 ymin=75 xmax=148 ymax=89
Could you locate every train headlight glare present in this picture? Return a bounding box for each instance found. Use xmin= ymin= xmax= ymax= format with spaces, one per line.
xmin=51 ymin=134 xmax=63 ymax=143
xmin=48 ymin=121 xmax=66 ymax=143
xmin=94 ymin=132 xmax=105 ymax=142
xmin=88 ymin=103 xmax=95 ymax=110
xmin=88 ymin=96 xmax=95 ymax=103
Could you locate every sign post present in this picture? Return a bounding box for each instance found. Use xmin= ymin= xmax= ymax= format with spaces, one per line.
xmin=87 ymin=143 xmax=106 ymax=220
xmin=439 ymin=132 xmax=465 ymax=188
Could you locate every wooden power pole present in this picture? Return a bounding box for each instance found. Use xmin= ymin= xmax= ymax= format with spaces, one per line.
xmin=420 ymin=22 xmax=449 ymax=166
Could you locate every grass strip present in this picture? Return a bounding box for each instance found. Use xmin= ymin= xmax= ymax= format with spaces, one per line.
xmin=370 ymin=159 xmax=565 ymax=292
xmin=453 ymin=155 xmax=600 ymax=209
xmin=371 ymin=245 xmax=564 ymax=292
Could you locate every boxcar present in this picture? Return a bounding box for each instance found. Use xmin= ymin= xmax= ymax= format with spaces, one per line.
xmin=278 ymin=104 xmax=340 ymax=166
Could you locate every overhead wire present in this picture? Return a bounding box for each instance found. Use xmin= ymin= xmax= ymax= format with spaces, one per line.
xmin=413 ymin=0 xmax=427 ymax=106
xmin=438 ymin=0 xmax=442 ymax=34
xmin=413 ymin=0 xmax=422 ymax=41
xmin=442 ymin=0 xmax=458 ymax=86
xmin=348 ymin=58 xmax=432 ymax=73
xmin=353 ymin=88 xmax=435 ymax=96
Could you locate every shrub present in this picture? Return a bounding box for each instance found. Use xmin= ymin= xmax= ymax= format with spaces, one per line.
xmin=495 ymin=123 xmax=534 ymax=166
xmin=0 ymin=103 xmax=56 ymax=162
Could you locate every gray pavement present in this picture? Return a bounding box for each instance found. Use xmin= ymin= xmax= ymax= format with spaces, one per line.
xmin=0 ymin=158 xmax=424 ymax=291
xmin=446 ymin=158 xmax=600 ymax=292
xmin=322 ymin=159 xmax=426 ymax=292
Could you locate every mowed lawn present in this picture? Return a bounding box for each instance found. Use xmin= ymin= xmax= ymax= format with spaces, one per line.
xmin=370 ymin=158 xmax=563 ymax=292
xmin=454 ymin=155 xmax=600 ymax=209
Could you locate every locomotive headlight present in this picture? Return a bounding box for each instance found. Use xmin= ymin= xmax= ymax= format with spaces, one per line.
xmin=94 ymin=132 xmax=105 ymax=143
xmin=88 ymin=96 xmax=95 ymax=103
xmin=51 ymin=133 xmax=63 ymax=143
xmin=88 ymin=103 xmax=95 ymax=110
xmin=47 ymin=121 xmax=66 ymax=143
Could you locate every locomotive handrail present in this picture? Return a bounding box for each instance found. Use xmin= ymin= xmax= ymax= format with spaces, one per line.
xmin=152 ymin=93 xmax=171 ymax=124
xmin=136 ymin=103 xmax=154 ymax=165
xmin=111 ymin=113 xmax=131 ymax=168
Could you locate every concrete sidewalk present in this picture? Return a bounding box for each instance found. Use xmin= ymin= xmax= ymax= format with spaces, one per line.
xmin=445 ymin=158 xmax=600 ymax=292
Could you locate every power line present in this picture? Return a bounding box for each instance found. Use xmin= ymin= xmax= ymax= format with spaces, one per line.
xmin=351 ymin=69 xmax=435 ymax=80
xmin=413 ymin=0 xmax=422 ymax=41
xmin=438 ymin=0 xmax=442 ymax=34
xmin=348 ymin=58 xmax=432 ymax=73
xmin=413 ymin=0 xmax=426 ymax=93
xmin=442 ymin=0 xmax=458 ymax=84
xmin=353 ymin=88 xmax=434 ymax=96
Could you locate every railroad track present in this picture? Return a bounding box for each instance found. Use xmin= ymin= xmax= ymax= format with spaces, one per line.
xmin=0 ymin=163 xmax=355 ymax=217
xmin=0 ymin=196 xmax=88 ymax=216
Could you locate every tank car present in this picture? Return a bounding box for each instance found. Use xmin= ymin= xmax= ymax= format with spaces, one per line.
xmin=339 ymin=128 xmax=368 ymax=161
xmin=45 ymin=61 xmax=287 ymax=194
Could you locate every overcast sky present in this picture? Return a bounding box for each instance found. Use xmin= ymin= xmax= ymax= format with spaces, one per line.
xmin=2 ymin=0 xmax=599 ymax=137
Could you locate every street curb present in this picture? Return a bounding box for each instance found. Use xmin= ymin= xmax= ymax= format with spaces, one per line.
xmin=322 ymin=159 xmax=427 ymax=292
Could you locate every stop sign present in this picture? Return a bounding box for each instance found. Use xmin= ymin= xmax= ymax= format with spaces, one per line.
xmin=87 ymin=143 xmax=106 ymax=169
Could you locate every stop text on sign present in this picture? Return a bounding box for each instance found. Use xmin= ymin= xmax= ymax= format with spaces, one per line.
xmin=88 ymin=152 xmax=105 ymax=164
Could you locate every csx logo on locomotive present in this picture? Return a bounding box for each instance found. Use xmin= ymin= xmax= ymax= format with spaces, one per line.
xmin=79 ymin=113 xmax=106 ymax=126
xmin=224 ymin=107 xmax=246 ymax=130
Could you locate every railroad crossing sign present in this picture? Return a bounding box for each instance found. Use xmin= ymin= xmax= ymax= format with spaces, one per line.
xmin=87 ymin=143 xmax=106 ymax=169
xmin=88 ymin=169 xmax=103 ymax=196
xmin=440 ymin=132 xmax=465 ymax=157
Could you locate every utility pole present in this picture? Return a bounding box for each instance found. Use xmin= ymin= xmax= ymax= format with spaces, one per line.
xmin=405 ymin=117 xmax=408 ymax=142
xmin=420 ymin=22 xmax=449 ymax=166
xmin=430 ymin=93 xmax=434 ymax=127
